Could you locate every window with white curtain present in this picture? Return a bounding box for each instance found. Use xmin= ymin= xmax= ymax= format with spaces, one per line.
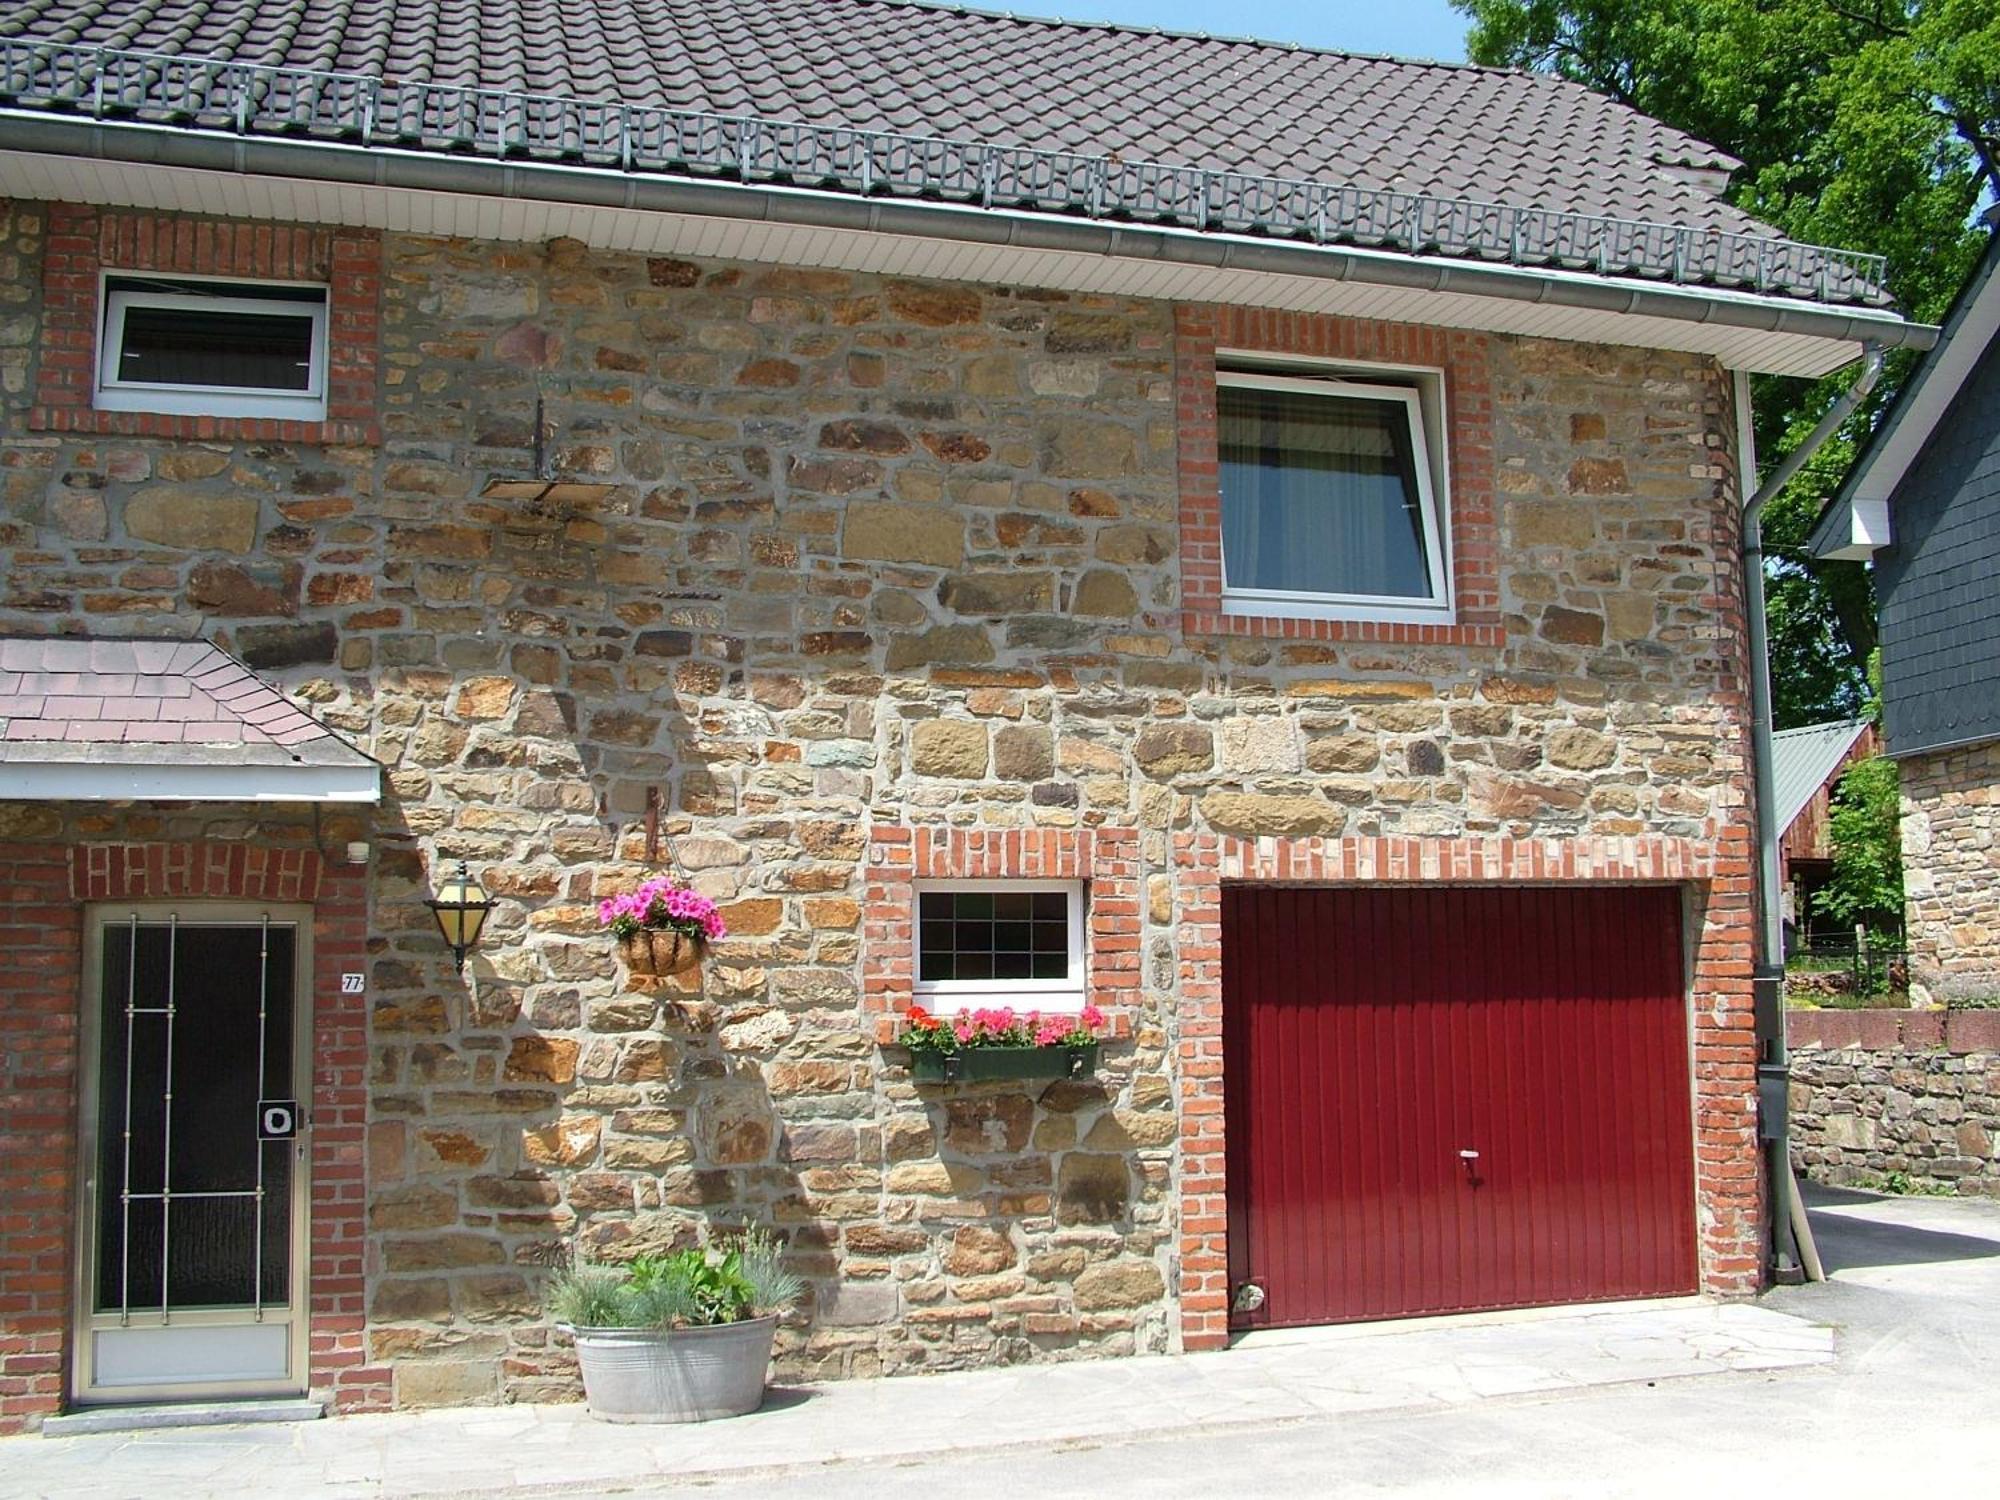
xmin=96 ymin=274 xmax=329 ymax=421
xmin=1217 ymin=365 xmax=1451 ymax=623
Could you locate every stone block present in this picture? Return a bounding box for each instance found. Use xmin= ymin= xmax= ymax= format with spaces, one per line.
xmin=911 ymin=719 xmax=989 ymax=778
xmin=1073 ymin=1259 xmax=1165 ymax=1310
xmin=994 ymin=725 xmax=1055 ymax=781
xmin=844 ymin=501 xmax=964 ymax=568
xmin=396 ymin=1360 xmax=501 ymax=1408
xmin=1221 ymin=717 xmax=1299 ymax=773
xmin=819 ymin=1281 xmax=902 ymax=1327
xmin=1072 ymin=569 xmax=1138 ymax=619
xmin=125 ymin=487 xmax=259 ymax=551
xmin=1198 ymin=792 xmax=1341 ymax=837
xmin=1133 ymin=723 xmax=1213 ymax=777
xmin=943 ymin=1225 xmax=1017 ymax=1276
xmin=1056 ymin=1153 xmax=1129 ymax=1224
xmin=940 ymin=571 xmax=1054 ymax=616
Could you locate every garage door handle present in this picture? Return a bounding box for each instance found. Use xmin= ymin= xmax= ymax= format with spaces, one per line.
xmin=1458 ymin=1149 xmax=1480 ymax=1160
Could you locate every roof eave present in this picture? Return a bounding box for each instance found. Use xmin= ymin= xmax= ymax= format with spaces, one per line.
xmin=0 ymin=113 xmax=1937 ymax=379
xmin=0 ymin=758 xmax=382 ymax=803
xmin=1812 ymin=230 xmax=2000 ymax=561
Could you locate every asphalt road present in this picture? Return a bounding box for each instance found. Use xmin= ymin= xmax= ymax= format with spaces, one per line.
xmin=600 ymin=1186 xmax=2000 ymax=1499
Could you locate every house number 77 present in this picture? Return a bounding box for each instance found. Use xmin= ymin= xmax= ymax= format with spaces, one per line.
xmin=341 ymin=973 xmax=365 ymax=994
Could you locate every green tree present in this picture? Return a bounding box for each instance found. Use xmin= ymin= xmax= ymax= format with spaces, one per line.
xmin=1456 ymin=0 xmax=2000 ymax=725
xmin=1814 ymin=754 xmax=1906 ymax=930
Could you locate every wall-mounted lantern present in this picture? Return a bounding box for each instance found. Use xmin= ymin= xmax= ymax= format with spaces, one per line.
xmin=426 ymin=859 xmax=495 ymax=973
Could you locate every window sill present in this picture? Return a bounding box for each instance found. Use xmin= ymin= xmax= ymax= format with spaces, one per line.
xmin=27 ymin=406 xmax=380 ymax=445
xmin=1181 ymin=608 xmax=1503 ymax=646
xmin=872 ymin=1008 xmax=1135 ymax=1045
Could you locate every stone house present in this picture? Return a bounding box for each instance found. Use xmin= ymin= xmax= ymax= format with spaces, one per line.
xmin=0 ymin=2 xmax=1933 ymax=1431
xmin=1813 ymin=225 xmax=2000 ymax=1003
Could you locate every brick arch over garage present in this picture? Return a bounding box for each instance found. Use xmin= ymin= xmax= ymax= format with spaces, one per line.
xmin=0 ymin=839 xmax=382 ymax=1432
xmin=1170 ymin=831 xmax=1759 ymax=1350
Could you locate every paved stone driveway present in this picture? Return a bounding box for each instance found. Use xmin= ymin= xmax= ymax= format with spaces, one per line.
xmin=10 ymin=1185 xmax=1997 ymax=1499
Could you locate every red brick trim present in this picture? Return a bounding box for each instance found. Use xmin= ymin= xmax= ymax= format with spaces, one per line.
xmin=306 ymin=862 xmax=392 ymax=1412
xmin=1174 ymin=305 xmax=1501 ymax=645
xmin=862 ymin=826 xmax=1142 ymax=1020
xmin=0 ymin=844 xmax=81 ymax=1435
xmin=1169 ymin=831 xmax=1759 ymax=1353
xmin=28 ymin=203 xmax=382 ymax=445
xmin=70 ymin=842 xmax=324 ymax=903
xmin=0 ymin=839 xmax=381 ymax=1431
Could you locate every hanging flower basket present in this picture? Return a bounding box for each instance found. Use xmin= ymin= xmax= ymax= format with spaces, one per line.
xmin=618 ymin=927 xmax=702 ymax=977
xmin=599 ymin=874 xmax=727 ymax=978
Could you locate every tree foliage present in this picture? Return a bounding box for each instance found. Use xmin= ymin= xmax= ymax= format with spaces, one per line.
xmin=1814 ymin=753 xmax=1907 ymax=930
xmin=1457 ymin=0 xmax=2000 ymax=725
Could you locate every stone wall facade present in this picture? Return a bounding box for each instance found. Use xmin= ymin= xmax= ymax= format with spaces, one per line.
xmin=0 ymin=197 xmax=1762 ymax=1427
xmin=1900 ymin=739 xmax=2000 ymax=1003
xmin=1789 ymin=1010 xmax=2000 ymax=1195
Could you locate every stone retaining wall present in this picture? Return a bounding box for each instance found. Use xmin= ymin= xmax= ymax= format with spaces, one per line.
xmin=1789 ymin=1010 xmax=2000 ymax=1195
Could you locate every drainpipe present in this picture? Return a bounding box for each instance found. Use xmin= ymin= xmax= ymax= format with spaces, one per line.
xmin=1736 ymin=345 xmax=1883 ymax=1283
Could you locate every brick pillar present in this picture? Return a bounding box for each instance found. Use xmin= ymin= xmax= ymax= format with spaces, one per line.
xmin=0 ymin=843 xmax=82 ymax=1434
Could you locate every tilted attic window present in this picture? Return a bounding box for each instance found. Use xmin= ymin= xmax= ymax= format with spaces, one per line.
xmin=1216 ymin=361 xmax=1452 ymax=625
xmin=914 ymin=882 xmax=1085 ymax=1012
xmin=95 ymin=274 xmax=330 ymax=422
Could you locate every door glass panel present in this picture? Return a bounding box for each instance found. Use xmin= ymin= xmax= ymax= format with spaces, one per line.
xmin=95 ymin=923 xmax=296 ymax=1313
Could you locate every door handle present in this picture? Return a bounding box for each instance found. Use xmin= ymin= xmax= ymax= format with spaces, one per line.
xmin=1458 ymin=1149 xmax=1480 ymax=1160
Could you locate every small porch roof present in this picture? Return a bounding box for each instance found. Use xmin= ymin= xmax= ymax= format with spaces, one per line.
xmin=0 ymin=636 xmax=380 ymax=803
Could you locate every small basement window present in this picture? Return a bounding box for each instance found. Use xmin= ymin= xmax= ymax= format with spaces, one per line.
xmin=1217 ymin=364 xmax=1451 ymax=624
xmin=96 ymin=275 xmax=329 ymax=421
xmin=914 ymin=882 xmax=1085 ymax=1011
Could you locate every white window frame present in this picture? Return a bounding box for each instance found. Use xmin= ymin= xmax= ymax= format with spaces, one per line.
xmin=1215 ymin=356 xmax=1454 ymax=626
xmin=912 ymin=879 xmax=1087 ymax=1014
xmin=95 ymin=272 xmax=330 ymax=421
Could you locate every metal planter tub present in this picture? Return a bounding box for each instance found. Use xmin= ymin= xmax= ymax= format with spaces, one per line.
xmin=568 ymin=1316 xmax=778 ymax=1423
xmin=909 ymin=1043 xmax=1099 ymax=1083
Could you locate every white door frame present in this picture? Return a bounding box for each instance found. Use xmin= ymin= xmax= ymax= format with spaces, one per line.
xmin=71 ymin=902 xmax=314 ymax=1405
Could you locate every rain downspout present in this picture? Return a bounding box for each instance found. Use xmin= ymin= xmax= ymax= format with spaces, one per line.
xmin=1736 ymin=345 xmax=1883 ymax=1283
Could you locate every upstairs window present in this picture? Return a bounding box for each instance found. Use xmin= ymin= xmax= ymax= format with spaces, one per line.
xmin=1217 ymin=365 xmax=1451 ymax=624
xmin=96 ymin=275 xmax=329 ymax=422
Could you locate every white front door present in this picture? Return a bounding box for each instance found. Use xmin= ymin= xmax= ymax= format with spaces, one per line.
xmin=73 ymin=905 xmax=312 ymax=1404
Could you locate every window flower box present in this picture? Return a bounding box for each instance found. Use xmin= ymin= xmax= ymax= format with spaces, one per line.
xmin=909 ymin=1043 xmax=1100 ymax=1083
xmin=897 ymin=1003 xmax=1105 ymax=1084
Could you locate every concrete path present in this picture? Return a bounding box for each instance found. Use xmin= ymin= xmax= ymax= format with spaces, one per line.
xmin=6 ymin=1295 xmax=1830 ymax=1499
xmin=15 ymin=1186 xmax=2000 ymax=1498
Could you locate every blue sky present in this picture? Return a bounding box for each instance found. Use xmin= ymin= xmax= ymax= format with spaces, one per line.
xmin=1005 ymin=1 xmax=1473 ymax=62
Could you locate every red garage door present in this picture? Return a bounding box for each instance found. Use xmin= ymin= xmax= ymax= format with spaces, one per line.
xmin=1223 ymin=885 xmax=1696 ymax=1328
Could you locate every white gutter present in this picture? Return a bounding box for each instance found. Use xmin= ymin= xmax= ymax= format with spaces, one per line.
xmin=1 ymin=761 xmax=382 ymax=802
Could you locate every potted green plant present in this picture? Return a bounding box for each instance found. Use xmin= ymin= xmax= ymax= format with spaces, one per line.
xmin=597 ymin=874 xmax=728 ymax=976
xmin=549 ymin=1229 xmax=802 ymax=1423
xmin=899 ymin=1004 xmax=1105 ymax=1082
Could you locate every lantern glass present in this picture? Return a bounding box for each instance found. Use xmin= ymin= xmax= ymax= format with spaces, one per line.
xmin=427 ymin=861 xmax=493 ymax=970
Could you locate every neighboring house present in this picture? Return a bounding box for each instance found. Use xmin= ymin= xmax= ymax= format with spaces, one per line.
xmin=1812 ymin=226 xmax=2000 ymax=1003
xmin=1771 ymin=718 xmax=1877 ymax=948
xmin=0 ymin=1 xmax=1933 ymax=1431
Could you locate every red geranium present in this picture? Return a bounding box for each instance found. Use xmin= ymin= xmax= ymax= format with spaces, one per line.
xmin=901 ymin=1002 xmax=1105 ymax=1054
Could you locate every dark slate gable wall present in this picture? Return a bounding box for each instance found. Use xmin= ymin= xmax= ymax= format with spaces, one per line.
xmin=1877 ymin=332 xmax=2000 ymax=756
